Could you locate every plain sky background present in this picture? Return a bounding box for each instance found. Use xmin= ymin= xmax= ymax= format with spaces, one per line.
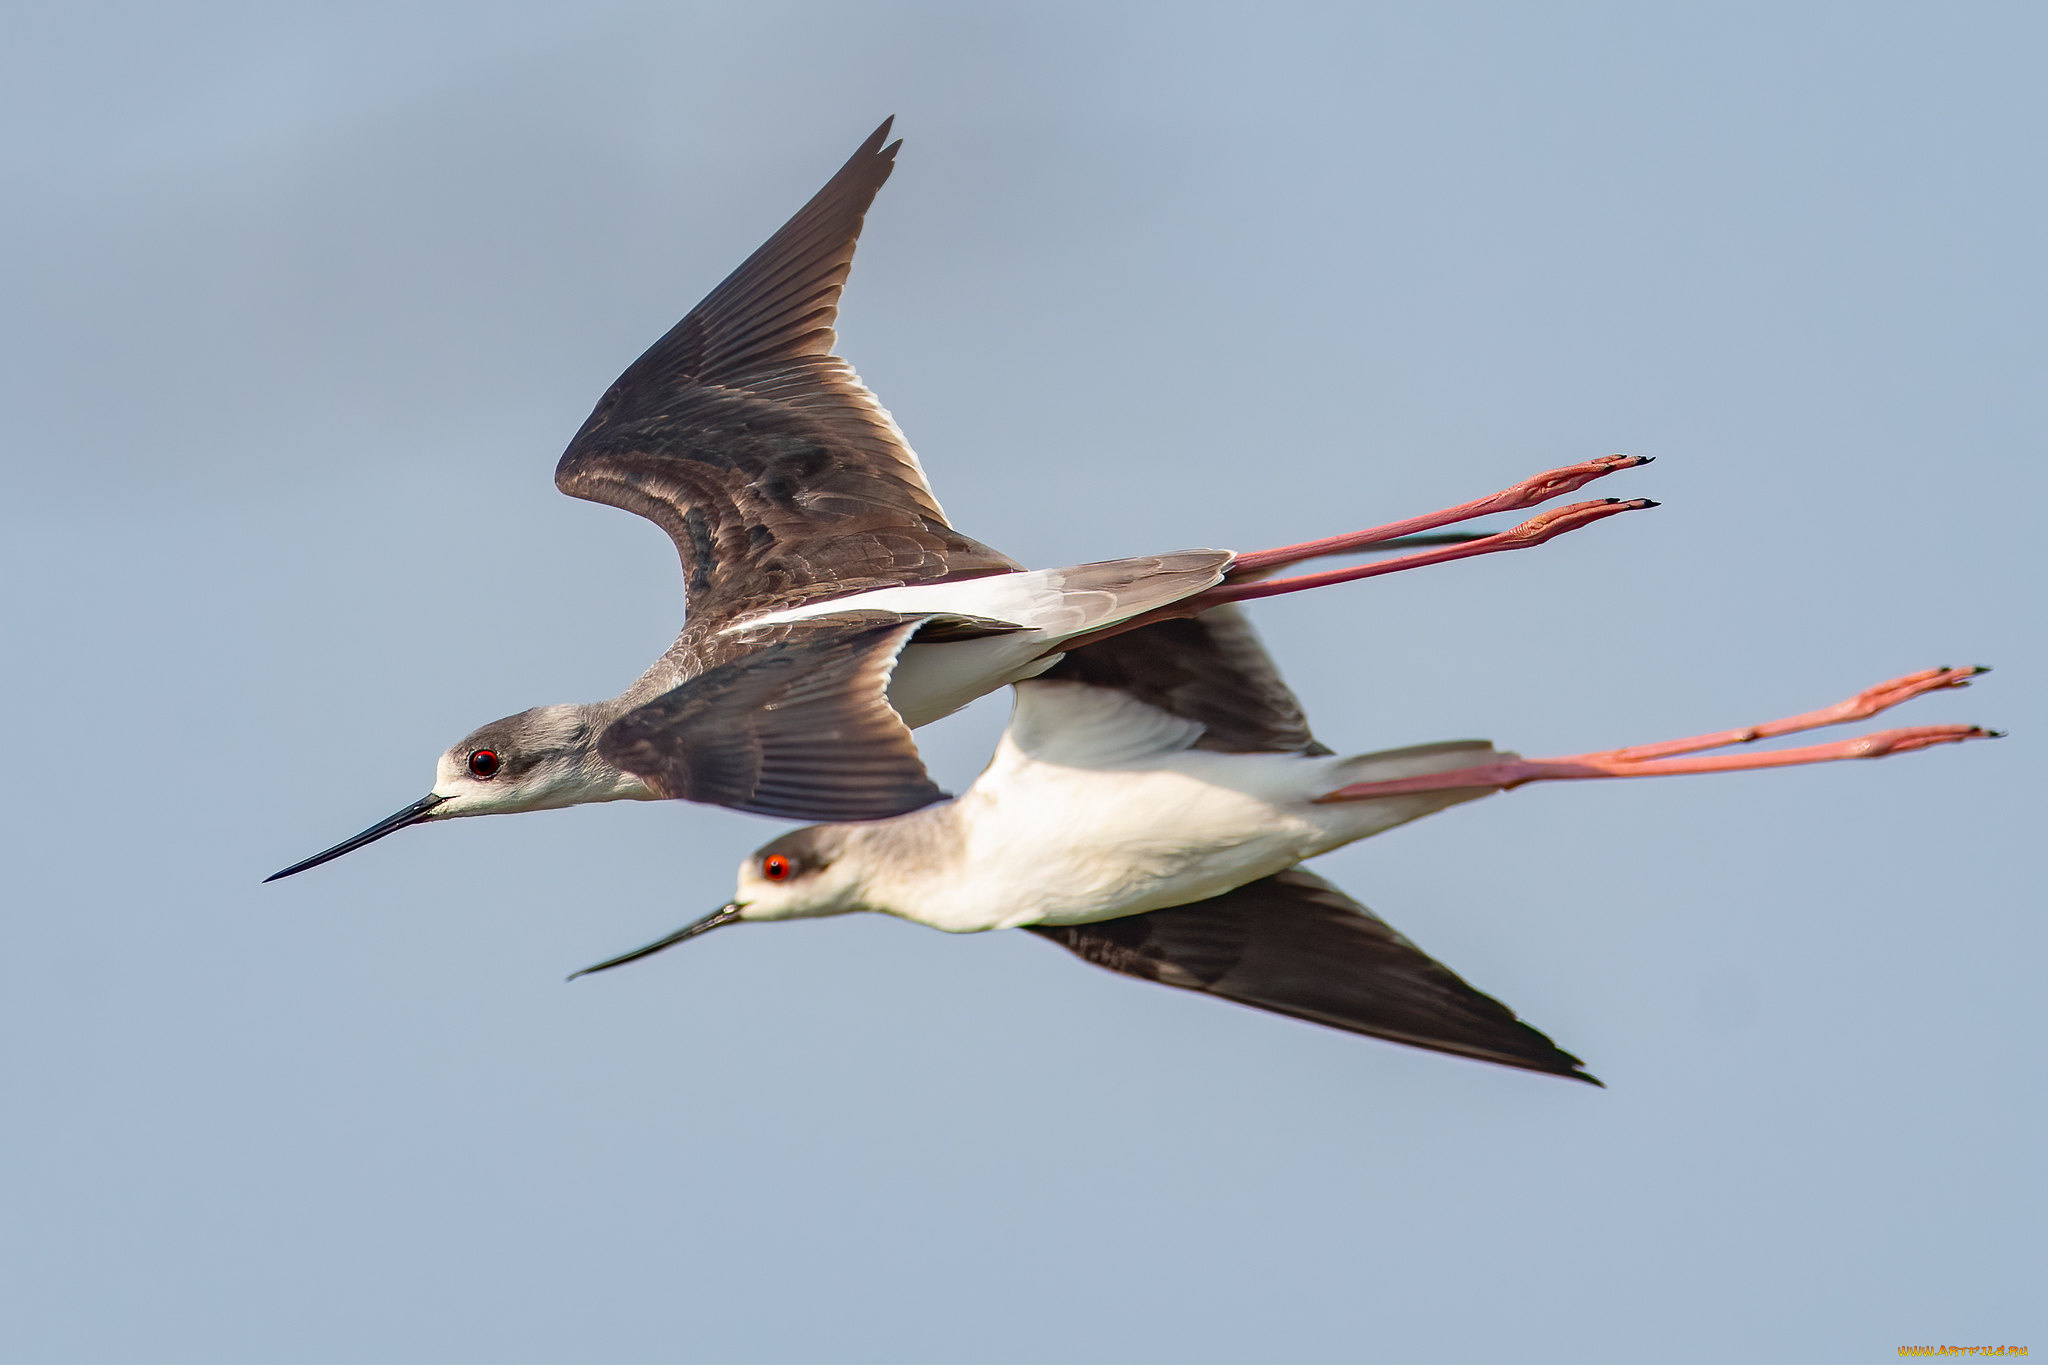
xmin=2 ymin=3 xmax=2040 ymax=1361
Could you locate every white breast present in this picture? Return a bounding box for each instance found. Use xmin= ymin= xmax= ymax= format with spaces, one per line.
xmin=861 ymin=682 xmax=1510 ymax=935
xmin=874 ymin=696 xmax=1339 ymax=933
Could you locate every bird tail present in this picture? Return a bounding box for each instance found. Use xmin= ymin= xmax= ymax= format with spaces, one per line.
xmin=1318 ymin=740 xmax=1516 ymax=830
xmin=1027 ymin=550 xmax=1234 ymax=638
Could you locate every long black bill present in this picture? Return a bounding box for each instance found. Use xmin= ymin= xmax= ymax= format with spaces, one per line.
xmin=567 ymin=904 xmax=748 ymax=982
xmin=265 ymin=794 xmax=449 ymax=883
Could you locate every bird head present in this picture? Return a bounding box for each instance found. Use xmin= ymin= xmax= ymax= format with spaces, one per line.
xmin=265 ymin=703 xmax=652 ymax=881
xmin=730 ymin=825 xmax=866 ymax=922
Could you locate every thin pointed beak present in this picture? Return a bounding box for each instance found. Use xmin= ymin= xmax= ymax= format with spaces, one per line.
xmin=265 ymin=794 xmax=450 ymax=882
xmin=567 ymin=904 xmax=748 ymax=981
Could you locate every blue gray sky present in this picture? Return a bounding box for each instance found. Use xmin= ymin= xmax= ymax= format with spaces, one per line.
xmin=3 ymin=3 xmax=2040 ymax=1360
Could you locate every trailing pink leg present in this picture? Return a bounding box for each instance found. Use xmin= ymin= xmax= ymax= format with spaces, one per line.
xmin=1322 ymin=726 xmax=1993 ymax=799
xmin=1059 ymin=496 xmax=1656 ymax=655
xmin=1317 ymin=669 xmax=2000 ymax=803
xmin=1593 ymin=666 xmax=1989 ymax=762
xmin=1064 ymin=497 xmax=1654 ymax=654
xmin=1202 ymin=496 xmax=1655 ymax=607
xmin=1227 ymin=454 xmax=1651 ymax=576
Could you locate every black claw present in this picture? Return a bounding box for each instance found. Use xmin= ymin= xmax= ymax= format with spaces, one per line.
xmin=1984 ymin=729 xmax=2008 ymax=739
xmin=1974 ymin=664 xmax=1993 ymax=675
xmin=1636 ymin=499 xmax=1661 ymax=508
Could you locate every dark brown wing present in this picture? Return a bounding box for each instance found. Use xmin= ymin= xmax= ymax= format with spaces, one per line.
xmin=1039 ymin=604 xmax=1329 ymax=754
xmin=555 ymin=119 xmax=1020 ymax=628
xmin=597 ymin=619 xmax=947 ymax=821
xmin=1029 ymin=868 xmax=1598 ymax=1083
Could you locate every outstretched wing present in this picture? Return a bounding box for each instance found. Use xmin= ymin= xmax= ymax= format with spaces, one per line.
xmin=556 ymin=119 xmax=1020 ymax=629
xmin=1038 ymin=604 xmax=1329 ymax=754
xmin=1028 ymin=868 xmax=1598 ymax=1083
xmin=597 ymin=619 xmax=948 ymax=821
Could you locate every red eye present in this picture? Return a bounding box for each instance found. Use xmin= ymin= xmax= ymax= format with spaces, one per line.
xmin=761 ymin=854 xmax=792 ymax=882
xmin=468 ymin=750 xmax=500 ymax=778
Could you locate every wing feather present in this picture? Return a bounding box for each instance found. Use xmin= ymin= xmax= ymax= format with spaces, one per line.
xmin=1029 ymin=868 xmax=1598 ymax=1083
xmin=556 ymin=120 xmax=1019 ymax=628
xmin=1040 ymin=605 xmax=1329 ymax=755
xmin=597 ymin=619 xmax=948 ymax=821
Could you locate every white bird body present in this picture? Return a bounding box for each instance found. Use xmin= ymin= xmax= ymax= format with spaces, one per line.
xmin=745 ymin=679 xmax=1510 ymax=934
xmin=824 ymin=662 xmax=1995 ymax=937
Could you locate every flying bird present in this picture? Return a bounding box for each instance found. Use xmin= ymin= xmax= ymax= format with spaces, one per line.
xmin=569 ymin=608 xmax=1996 ymax=1081
xmin=268 ymin=119 xmax=1651 ymax=882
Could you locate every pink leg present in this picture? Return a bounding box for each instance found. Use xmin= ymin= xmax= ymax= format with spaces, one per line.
xmin=1227 ymin=454 xmax=1651 ymax=576
xmin=1318 ymin=670 xmax=2000 ymax=803
xmin=1595 ymin=666 xmax=1989 ymax=762
xmin=1057 ymin=496 xmax=1655 ymax=654
xmin=1204 ymin=496 xmax=1655 ymax=607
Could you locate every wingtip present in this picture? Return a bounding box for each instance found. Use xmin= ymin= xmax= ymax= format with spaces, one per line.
xmin=859 ymin=118 xmax=903 ymax=184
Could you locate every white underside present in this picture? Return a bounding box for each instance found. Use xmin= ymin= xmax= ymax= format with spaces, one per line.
xmin=859 ymin=681 xmax=1511 ymax=934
